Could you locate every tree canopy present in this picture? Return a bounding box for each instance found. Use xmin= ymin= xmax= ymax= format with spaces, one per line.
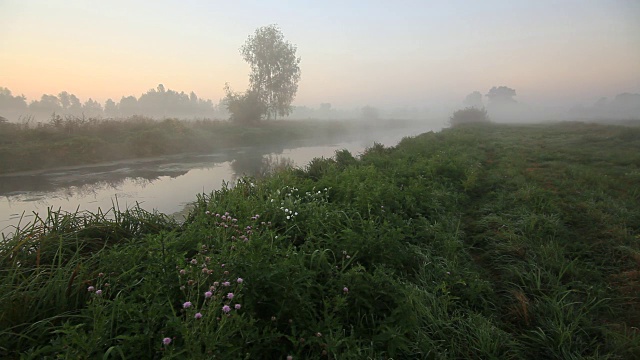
xmin=240 ymin=25 xmax=301 ymax=120
xmin=486 ymin=86 xmax=517 ymax=106
xmin=463 ymin=91 xmax=484 ymax=108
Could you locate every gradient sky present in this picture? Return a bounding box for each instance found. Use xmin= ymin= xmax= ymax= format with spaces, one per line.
xmin=1 ymin=0 xmax=639 ymax=109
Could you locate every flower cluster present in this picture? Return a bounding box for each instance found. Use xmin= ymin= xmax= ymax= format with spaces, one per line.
xmin=268 ymin=186 xmax=330 ymax=223
xmin=164 ymin=249 xmax=247 ymax=346
xmin=176 ymin=252 xmax=245 ymax=318
xmin=281 ymin=207 xmax=298 ymax=221
xmin=86 ymin=272 xmax=109 ymax=298
xmin=202 ymin=210 xmax=271 ymax=244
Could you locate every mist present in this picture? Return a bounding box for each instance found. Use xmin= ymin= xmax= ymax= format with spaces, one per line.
xmin=2 ymin=1 xmax=639 ymax=126
xmin=2 ymin=84 xmax=639 ymax=125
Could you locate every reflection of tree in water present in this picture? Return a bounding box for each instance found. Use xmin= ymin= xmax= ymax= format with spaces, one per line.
xmin=231 ymin=152 xmax=293 ymax=181
xmin=13 ymin=177 xmax=156 ymax=206
xmin=0 ymin=167 xmax=188 ymax=197
xmin=59 ymin=177 xmax=155 ymax=200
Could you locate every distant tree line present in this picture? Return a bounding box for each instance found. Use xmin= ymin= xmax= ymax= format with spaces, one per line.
xmin=461 ymin=86 xmax=639 ymax=121
xmin=569 ymin=93 xmax=640 ymax=120
xmin=1 ymin=84 xmax=436 ymax=125
xmin=0 ymin=85 xmax=227 ymax=122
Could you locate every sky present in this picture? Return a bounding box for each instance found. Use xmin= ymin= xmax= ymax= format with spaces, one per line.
xmin=1 ymin=0 xmax=639 ymax=109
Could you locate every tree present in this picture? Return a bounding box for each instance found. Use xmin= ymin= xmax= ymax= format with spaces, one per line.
xmin=361 ymin=105 xmax=380 ymax=120
xmin=29 ymin=94 xmax=62 ymax=114
xmin=0 ymin=87 xmax=26 ymax=107
xmin=319 ymin=103 xmax=333 ymax=119
xmin=0 ymin=87 xmax=28 ymax=120
xmin=119 ymin=96 xmax=139 ymax=117
xmin=449 ymin=107 xmax=490 ymax=127
xmin=57 ymin=91 xmax=82 ymax=114
xmin=104 ymin=99 xmax=118 ymax=117
xmin=486 ymin=86 xmax=517 ymax=106
xmin=463 ymin=91 xmax=483 ymax=108
xmin=240 ymin=25 xmax=301 ymax=120
xmin=82 ymin=98 xmax=103 ymax=117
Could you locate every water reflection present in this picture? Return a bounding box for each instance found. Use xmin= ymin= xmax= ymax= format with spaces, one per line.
xmin=231 ymin=152 xmax=295 ymax=180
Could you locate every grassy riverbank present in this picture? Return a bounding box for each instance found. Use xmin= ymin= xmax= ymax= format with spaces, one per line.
xmin=0 ymin=116 xmax=419 ymax=174
xmin=1 ymin=122 xmax=639 ymax=358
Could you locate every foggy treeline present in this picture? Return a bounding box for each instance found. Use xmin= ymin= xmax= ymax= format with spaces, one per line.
xmin=460 ymin=87 xmax=640 ymax=123
xmin=0 ymin=84 xmax=433 ymax=124
xmin=0 ymin=85 xmax=222 ymax=123
xmin=1 ymin=84 xmax=638 ymax=125
xmin=568 ymin=93 xmax=640 ymax=120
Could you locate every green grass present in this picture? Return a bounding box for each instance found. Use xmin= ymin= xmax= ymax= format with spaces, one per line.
xmin=1 ymin=121 xmax=639 ymax=359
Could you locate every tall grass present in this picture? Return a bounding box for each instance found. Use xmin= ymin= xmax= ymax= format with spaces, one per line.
xmin=0 ymin=121 xmax=638 ymax=358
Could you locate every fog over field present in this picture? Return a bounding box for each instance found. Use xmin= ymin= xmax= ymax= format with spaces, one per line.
xmin=1 ymin=1 xmax=638 ymax=124
xmin=3 ymin=2 xmax=640 ymax=358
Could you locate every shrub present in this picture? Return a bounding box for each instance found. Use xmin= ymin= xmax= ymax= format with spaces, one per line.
xmin=224 ymin=87 xmax=267 ymax=125
xmin=450 ymin=107 xmax=490 ymax=127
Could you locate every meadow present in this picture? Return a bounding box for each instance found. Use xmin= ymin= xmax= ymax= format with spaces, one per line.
xmin=0 ymin=121 xmax=639 ymax=359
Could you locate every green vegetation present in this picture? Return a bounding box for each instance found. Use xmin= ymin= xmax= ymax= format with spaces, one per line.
xmin=0 ymin=115 xmax=404 ymax=174
xmin=1 ymin=122 xmax=639 ymax=358
xmin=449 ymin=107 xmax=490 ymax=127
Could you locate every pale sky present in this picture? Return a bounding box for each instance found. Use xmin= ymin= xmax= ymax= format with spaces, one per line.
xmin=1 ymin=0 xmax=639 ymax=109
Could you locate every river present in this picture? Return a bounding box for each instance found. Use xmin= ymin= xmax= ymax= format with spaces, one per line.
xmin=0 ymin=123 xmax=441 ymax=237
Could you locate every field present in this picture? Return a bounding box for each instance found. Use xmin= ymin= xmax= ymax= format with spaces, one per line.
xmin=1 ymin=122 xmax=639 ymax=359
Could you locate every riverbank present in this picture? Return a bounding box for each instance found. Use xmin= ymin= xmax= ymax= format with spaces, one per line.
xmin=1 ymin=121 xmax=639 ymax=358
xmin=0 ymin=116 xmax=430 ymax=175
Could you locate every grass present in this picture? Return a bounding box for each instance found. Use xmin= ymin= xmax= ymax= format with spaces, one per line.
xmin=0 ymin=115 xmax=421 ymax=174
xmin=0 ymin=121 xmax=639 ymax=359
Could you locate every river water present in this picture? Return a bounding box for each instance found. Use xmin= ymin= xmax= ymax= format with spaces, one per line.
xmin=0 ymin=124 xmax=441 ymax=237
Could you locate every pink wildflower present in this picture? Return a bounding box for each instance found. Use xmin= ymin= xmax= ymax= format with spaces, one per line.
xmin=183 ymin=301 xmax=192 ymax=309
xmin=222 ymin=305 xmax=231 ymax=313
xmin=163 ymin=337 xmax=172 ymax=345
xmin=204 ymin=291 xmax=213 ymax=298
xmin=95 ymin=289 xmax=103 ymax=295
xmin=235 ymin=303 xmax=242 ymax=310
xmin=226 ymin=292 xmax=234 ymax=300
xmin=87 ymin=286 xmax=95 ymax=292
xmin=237 ymin=277 xmax=244 ymax=284
xmin=194 ymin=312 xmax=202 ymax=319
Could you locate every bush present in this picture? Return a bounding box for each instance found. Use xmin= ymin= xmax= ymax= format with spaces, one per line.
xmin=224 ymin=88 xmax=267 ymax=125
xmin=450 ymin=107 xmax=490 ymax=127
